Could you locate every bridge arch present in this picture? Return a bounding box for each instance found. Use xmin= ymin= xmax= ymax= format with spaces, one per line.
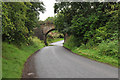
xmin=44 ymin=28 xmax=56 ymax=46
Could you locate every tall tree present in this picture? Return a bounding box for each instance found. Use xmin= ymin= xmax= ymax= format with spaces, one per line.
xmin=2 ymin=2 xmax=45 ymax=45
xmin=54 ymin=2 xmax=119 ymax=45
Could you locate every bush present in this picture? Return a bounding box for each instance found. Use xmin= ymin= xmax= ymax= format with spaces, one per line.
xmin=97 ymin=40 xmax=118 ymax=57
xmin=64 ymin=35 xmax=82 ymax=50
xmin=85 ymin=39 xmax=96 ymax=49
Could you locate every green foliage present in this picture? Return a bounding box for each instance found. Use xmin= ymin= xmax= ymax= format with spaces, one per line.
xmin=64 ymin=37 xmax=118 ymax=67
xmin=72 ymin=47 xmax=118 ymax=67
xmin=65 ymin=35 xmax=118 ymax=58
xmin=55 ymin=1 xmax=119 ymax=67
xmin=54 ymin=2 xmax=119 ymax=44
xmin=64 ymin=35 xmax=80 ymax=50
xmin=97 ymin=40 xmax=118 ymax=57
xmin=44 ymin=17 xmax=54 ymax=23
xmin=2 ymin=2 xmax=45 ymax=45
xmin=54 ymin=13 xmax=70 ymax=34
xmin=37 ymin=17 xmax=55 ymax=27
xmin=2 ymin=37 xmax=45 ymax=78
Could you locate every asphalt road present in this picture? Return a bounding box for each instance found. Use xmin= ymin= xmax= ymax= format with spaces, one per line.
xmin=33 ymin=40 xmax=118 ymax=78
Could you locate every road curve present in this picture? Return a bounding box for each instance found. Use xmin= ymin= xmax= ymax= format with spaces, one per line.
xmin=33 ymin=40 xmax=118 ymax=78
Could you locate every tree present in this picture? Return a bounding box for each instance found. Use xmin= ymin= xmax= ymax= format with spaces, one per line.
xmin=54 ymin=2 xmax=119 ymax=45
xmin=2 ymin=2 xmax=45 ymax=45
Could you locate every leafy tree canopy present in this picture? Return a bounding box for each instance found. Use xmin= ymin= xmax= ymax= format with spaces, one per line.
xmin=54 ymin=2 xmax=119 ymax=45
xmin=2 ymin=2 xmax=45 ymax=45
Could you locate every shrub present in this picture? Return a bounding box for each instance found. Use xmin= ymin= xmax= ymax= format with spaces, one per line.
xmin=64 ymin=35 xmax=82 ymax=50
xmin=97 ymin=40 xmax=118 ymax=57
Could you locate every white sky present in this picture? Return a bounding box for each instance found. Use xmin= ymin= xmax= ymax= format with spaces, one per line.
xmin=39 ymin=0 xmax=56 ymax=21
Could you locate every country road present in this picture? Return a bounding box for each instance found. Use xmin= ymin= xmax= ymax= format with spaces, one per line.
xmin=22 ymin=40 xmax=118 ymax=78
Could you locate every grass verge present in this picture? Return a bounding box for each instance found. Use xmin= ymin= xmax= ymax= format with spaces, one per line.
xmin=2 ymin=37 xmax=45 ymax=78
xmin=64 ymin=38 xmax=118 ymax=67
xmin=73 ymin=48 xmax=118 ymax=67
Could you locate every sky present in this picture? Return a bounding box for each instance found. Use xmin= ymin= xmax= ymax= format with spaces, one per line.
xmin=39 ymin=0 xmax=56 ymax=21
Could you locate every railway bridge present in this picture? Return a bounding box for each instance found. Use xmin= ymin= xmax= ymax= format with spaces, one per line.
xmin=34 ymin=22 xmax=67 ymax=45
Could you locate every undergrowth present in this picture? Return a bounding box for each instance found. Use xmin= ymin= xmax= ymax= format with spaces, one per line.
xmin=64 ymin=35 xmax=118 ymax=67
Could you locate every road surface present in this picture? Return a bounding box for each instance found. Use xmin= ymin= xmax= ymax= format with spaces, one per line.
xmin=32 ymin=40 xmax=118 ymax=78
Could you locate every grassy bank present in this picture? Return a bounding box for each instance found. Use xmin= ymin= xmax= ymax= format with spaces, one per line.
xmin=2 ymin=37 xmax=45 ymax=78
xmin=64 ymin=36 xmax=118 ymax=67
